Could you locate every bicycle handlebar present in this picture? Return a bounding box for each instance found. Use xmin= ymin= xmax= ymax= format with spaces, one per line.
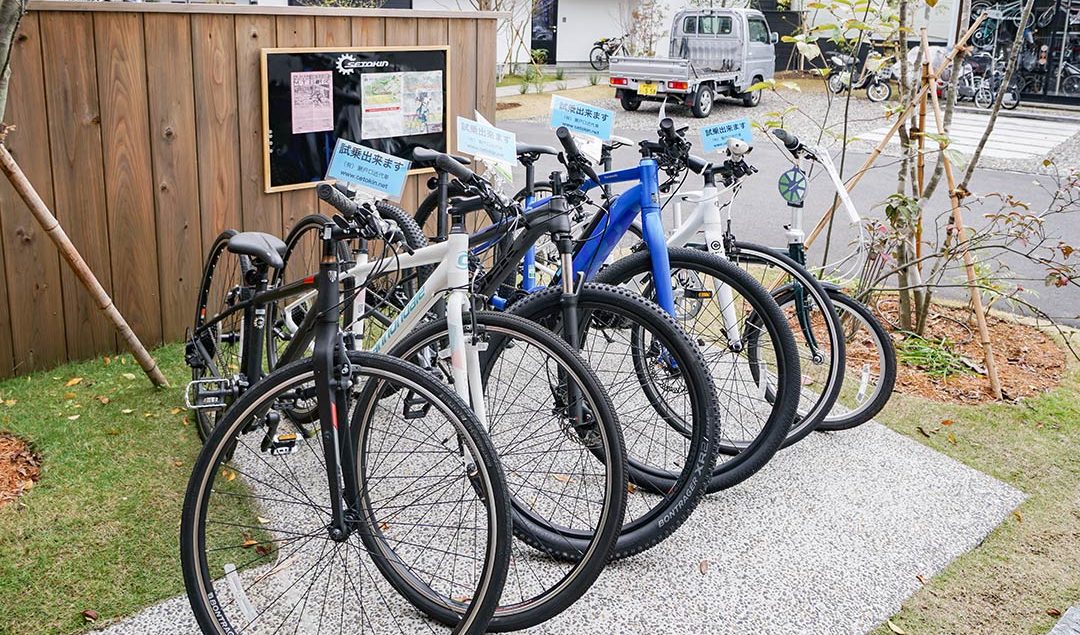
xmin=435 ymin=153 xmax=477 ymax=183
xmin=317 ymin=183 xmax=359 ymax=216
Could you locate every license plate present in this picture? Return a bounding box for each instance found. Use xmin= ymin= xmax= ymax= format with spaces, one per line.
xmin=638 ymin=83 xmax=658 ymax=96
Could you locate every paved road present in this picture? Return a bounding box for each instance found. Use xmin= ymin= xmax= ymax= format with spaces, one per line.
xmin=501 ymin=119 xmax=1080 ymax=325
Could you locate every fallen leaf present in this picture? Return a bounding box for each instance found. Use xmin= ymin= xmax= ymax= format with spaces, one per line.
xmin=1012 ymin=510 xmax=1023 ymax=523
xmin=698 ymin=559 xmax=709 ymax=574
xmin=170 ymin=407 xmax=182 ymax=415
xmin=255 ymin=544 xmax=273 ymax=557
xmin=626 ymin=483 xmax=638 ymax=494
xmin=916 ymin=574 xmax=927 ymax=585
xmin=887 ymin=620 xmax=907 ymax=634
xmin=916 ymin=426 xmax=931 ymax=438
xmin=67 ymin=414 xmax=80 ymax=421
xmin=946 ymin=432 xmax=957 ymax=445
xmin=106 ymin=428 xmax=120 ymax=436
xmin=103 ymin=356 xmax=111 ymax=365
xmin=241 ymin=538 xmax=258 ymax=549
xmin=225 ymin=469 xmax=237 ymax=482
xmin=1047 ymin=608 xmax=1062 ymax=617
xmin=81 ymin=610 xmax=98 ymax=622
xmin=257 ymin=516 xmax=270 ymax=524
xmin=122 ymin=373 xmax=136 ymax=380
xmin=941 ymin=419 xmax=954 ymax=426
xmin=96 ymin=396 xmax=110 ymax=405
xmin=172 ymin=459 xmax=183 ymax=468
xmin=552 ymin=474 xmax=571 ymax=484
xmin=66 ymin=377 xmax=83 ymax=387
xmin=182 ymin=416 xmax=190 ymax=427
xmin=64 ymin=392 xmax=77 ymax=400
xmin=3 ymin=399 xmax=15 ymax=407
xmin=121 ymin=409 xmax=134 ymax=414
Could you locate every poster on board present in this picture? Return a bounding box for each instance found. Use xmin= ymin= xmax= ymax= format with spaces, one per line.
xmin=262 ymin=46 xmax=450 ymax=193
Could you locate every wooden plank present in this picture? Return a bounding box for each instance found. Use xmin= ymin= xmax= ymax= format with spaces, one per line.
xmin=384 ymin=17 xmax=417 ymax=45
xmin=276 ymin=15 xmax=317 ymax=233
xmin=449 ymin=19 xmax=477 ymax=124
xmin=95 ymin=12 xmax=162 ymax=347
xmin=145 ymin=13 xmax=203 ymax=341
xmin=27 ymin=2 xmax=509 ymax=21
xmin=476 ymin=18 xmax=497 ymax=122
xmin=314 ymin=15 xmax=351 ymax=47
xmin=0 ymin=13 xmax=66 ymax=373
xmin=236 ymin=14 xmax=282 ymax=235
xmin=40 ymin=11 xmax=116 ymax=359
xmin=417 ymin=17 xmax=448 ymax=46
xmin=351 ymin=16 xmax=384 ymax=46
xmin=192 ymin=14 xmax=242 ymax=253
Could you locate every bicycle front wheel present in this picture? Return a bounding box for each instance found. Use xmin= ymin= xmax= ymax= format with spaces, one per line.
xmin=589 ymin=46 xmax=609 ymax=71
xmin=181 ymin=352 xmax=512 ymax=635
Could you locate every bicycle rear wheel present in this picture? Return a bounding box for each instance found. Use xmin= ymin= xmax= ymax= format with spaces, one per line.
xmin=181 ymin=352 xmax=511 ymax=635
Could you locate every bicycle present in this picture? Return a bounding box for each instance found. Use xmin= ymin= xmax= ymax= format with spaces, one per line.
xmin=180 ymin=197 xmax=513 ymax=634
xmin=590 ymin=34 xmax=626 ymax=71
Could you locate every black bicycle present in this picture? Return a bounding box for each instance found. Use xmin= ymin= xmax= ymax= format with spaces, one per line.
xmin=180 ymin=194 xmax=513 ymax=634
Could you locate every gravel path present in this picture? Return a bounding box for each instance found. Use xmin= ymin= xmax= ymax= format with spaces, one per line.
xmin=520 ymin=87 xmax=1080 ymax=174
xmin=94 ymin=420 xmax=1024 ymax=635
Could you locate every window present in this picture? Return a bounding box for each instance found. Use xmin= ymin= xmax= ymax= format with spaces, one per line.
xmin=748 ymin=17 xmax=770 ymax=44
xmin=683 ymin=16 xmax=698 ymax=34
xmin=698 ymin=16 xmax=733 ymax=35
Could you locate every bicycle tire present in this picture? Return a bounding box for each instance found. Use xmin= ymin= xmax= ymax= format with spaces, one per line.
xmin=507 ymin=282 xmax=720 ymax=558
xmin=726 ymin=242 xmax=846 ymax=444
xmin=590 ymin=46 xmax=608 ymax=71
xmin=817 ymin=289 xmax=897 ymax=431
xmin=181 ymin=352 xmax=512 ymax=635
xmin=595 ymin=248 xmax=800 ymax=491
xmin=379 ymin=311 xmax=627 ymax=631
xmin=190 ymin=229 xmax=240 ymax=442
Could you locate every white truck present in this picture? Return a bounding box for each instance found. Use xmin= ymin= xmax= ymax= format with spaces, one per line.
xmin=609 ymin=8 xmax=777 ymax=117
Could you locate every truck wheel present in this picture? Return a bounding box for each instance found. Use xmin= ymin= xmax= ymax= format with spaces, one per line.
xmin=741 ymin=77 xmax=763 ymax=107
xmin=620 ymin=91 xmax=642 ymax=111
xmin=691 ymin=84 xmax=714 ymax=118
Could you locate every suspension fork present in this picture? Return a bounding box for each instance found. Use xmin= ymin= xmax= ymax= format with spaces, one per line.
xmin=548 ymin=182 xmax=586 ymax=428
xmin=312 ymin=229 xmax=352 ymax=541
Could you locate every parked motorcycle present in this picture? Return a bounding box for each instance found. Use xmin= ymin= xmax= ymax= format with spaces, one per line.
xmin=826 ymin=52 xmax=894 ymax=102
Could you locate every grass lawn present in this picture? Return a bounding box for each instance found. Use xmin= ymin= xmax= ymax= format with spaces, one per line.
xmin=496 ymin=72 xmax=558 ymax=88
xmin=0 ymin=344 xmax=197 ymax=635
xmin=870 ymin=330 xmax=1080 ymax=634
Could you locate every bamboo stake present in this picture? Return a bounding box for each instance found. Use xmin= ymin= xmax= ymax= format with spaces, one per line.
xmin=804 ymin=12 xmax=987 ymax=249
xmin=921 ymin=39 xmax=1003 ymax=400
xmin=0 ymin=142 xmax=169 ymax=387
xmin=915 ymin=28 xmax=930 ymax=267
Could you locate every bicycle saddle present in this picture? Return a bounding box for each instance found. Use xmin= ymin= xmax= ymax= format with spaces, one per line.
xmin=515 ymin=142 xmax=558 ymax=157
xmin=227 ymin=232 xmax=286 ymax=270
xmin=603 ymin=135 xmax=634 ymax=150
xmin=412 ymin=147 xmax=471 ymax=165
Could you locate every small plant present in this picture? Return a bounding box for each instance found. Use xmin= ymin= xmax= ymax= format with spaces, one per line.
xmin=522 ymin=65 xmax=539 ymax=82
xmin=556 ymin=82 xmax=567 ymax=91
xmin=518 ymin=82 xmax=529 ymax=95
xmin=532 ymin=78 xmax=547 ymax=94
xmin=896 ymin=334 xmax=974 ymax=379
xmin=588 ymin=73 xmax=601 ymax=86
xmin=530 ymin=48 xmax=549 ymax=65
xmin=555 ymin=67 xmax=566 ymax=81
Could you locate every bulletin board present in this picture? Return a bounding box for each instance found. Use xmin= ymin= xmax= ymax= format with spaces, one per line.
xmin=261 ymin=46 xmax=450 ymax=193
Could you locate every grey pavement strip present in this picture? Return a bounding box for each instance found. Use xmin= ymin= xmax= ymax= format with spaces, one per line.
xmin=95 ymin=420 xmax=1023 ymax=635
xmin=1050 ymin=606 xmax=1080 ymax=635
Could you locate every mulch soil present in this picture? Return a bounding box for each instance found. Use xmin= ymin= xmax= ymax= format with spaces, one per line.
xmin=0 ymin=432 xmax=40 ymax=508
xmin=873 ymin=298 xmax=1068 ymax=403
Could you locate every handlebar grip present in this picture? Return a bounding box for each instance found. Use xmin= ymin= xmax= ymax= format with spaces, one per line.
xmin=556 ymin=126 xmax=581 ymax=158
xmin=317 ymin=183 xmax=359 ymax=215
xmin=687 ymin=154 xmax=710 ymax=174
xmin=771 ymin=128 xmax=801 ymax=152
xmin=435 ymin=153 xmax=476 ymax=183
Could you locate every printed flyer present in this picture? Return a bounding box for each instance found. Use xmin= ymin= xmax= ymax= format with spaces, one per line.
xmin=361 ymin=71 xmax=444 ymax=140
xmin=290 ymin=71 xmax=334 ymax=135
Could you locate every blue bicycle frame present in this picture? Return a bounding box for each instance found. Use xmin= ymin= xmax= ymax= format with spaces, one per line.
xmin=513 ymin=157 xmax=677 ymax=317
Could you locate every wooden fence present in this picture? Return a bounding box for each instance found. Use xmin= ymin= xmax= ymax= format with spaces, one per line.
xmin=0 ymin=1 xmax=499 ymax=378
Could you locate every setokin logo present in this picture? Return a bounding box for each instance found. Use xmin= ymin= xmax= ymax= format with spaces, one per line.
xmin=336 ymin=54 xmax=390 ymax=75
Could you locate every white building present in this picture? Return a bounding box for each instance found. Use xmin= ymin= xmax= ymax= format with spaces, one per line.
xmin=412 ymin=0 xmax=959 ymax=68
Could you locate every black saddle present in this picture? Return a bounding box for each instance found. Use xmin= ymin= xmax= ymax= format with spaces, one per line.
xmin=227 ymin=232 xmax=287 ymax=270
xmin=412 ymin=147 xmax=471 ymax=165
xmin=515 ymin=142 xmax=558 ymax=157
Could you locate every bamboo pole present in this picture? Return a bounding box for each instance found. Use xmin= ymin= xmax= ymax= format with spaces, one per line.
xmin=0 ymin=142 xmax=169 ymax=387
xmin=804 ymin=12 xmax=987 ymax=249
xmin=920 ymin=39 xmax=1003 ymax=400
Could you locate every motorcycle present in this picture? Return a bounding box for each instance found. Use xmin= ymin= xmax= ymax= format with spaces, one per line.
xmin=826 ymin=51 xmax=894 ymax=102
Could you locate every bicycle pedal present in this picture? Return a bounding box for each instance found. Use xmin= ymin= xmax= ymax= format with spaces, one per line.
xmin=184 ymin=378 xmax=231 ymax=410
xmin=402 ymin=390 xmax=432 ymax=420
xmin=683 ymin=288 xmax=714 ymax=299
xmin=266 ymin=433 xmax=300 ymax=456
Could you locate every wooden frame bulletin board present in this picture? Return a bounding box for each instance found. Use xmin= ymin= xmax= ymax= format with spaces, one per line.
xmin=261 ymin=45 xmax=451 ymax=193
